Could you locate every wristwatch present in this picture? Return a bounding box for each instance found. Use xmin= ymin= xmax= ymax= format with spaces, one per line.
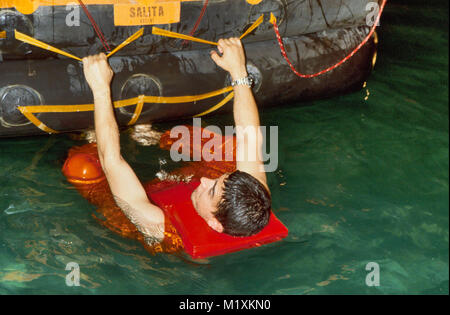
xmin=231 ymin=76 xmax=253 ymax=87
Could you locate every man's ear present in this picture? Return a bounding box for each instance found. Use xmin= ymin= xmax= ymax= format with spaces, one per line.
xmin=207 ymin=218 xmax=224 ymax=233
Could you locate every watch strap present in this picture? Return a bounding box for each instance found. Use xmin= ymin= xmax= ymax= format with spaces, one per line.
xmin=231 ymin=76 xmax=253 ymax=87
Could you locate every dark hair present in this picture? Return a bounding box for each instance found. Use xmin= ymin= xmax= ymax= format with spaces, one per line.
xmin=214 ymin=170 xmax=271 ymax=237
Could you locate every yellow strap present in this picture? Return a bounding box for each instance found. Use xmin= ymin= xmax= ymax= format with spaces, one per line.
xmin=269 ymin=12 xmax=277 ymax=25
xmin=20 ymin=104 xmax=95 ymax=113
xmin=127 ymin=95 xmax=145 ymax=126
xmin=152 ymin=14 xmax=264 ymax=45
xmin=19 ymin=86 xmax=233 ymax=114
xmin=152 ymin=27 xmax=217 ymax=46
xmin=143 ymin=86 xmax=233 ymax=104
xmin=18 ymin=86 xmax=234 ymax=133
xmin=239 ymin=14 xmax=264 ymax=39
xmin=15 ymin=30 xmax=82 ymax=61
xmin=0 ymin=31 xmax=6 ymax=39
xmin=106 ymin=28 xmax=144 ymax=58
xmin=373 ymin=30 xmax=379 ymax=45
xmin=18 ymin=107 xmax=59 ymax=134
xmin=15 ymin=27 xmax=144 ymax=60
xmin=194 ymin=91 xmax=234 ymax=117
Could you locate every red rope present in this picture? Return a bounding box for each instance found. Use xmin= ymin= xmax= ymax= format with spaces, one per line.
xmin=77 ymin=0 xmax=111 ymax=52
xmin=182 ymin=0 xmax=209 ymax=46
xmin=271 ymin=0 xmax=386 ymax=78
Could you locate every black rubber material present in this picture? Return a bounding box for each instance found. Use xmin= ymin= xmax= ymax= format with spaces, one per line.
xmin=0 ymin=1 xmax=379 ymax=137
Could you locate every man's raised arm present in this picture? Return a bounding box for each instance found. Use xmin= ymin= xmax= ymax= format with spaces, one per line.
xmin=82 ymin=53 xmax=165 ymax=243
xmin=210 ymin=38 xmax=268 ymax=190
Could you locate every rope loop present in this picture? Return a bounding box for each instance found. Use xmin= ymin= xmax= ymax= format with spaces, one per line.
xmin=269 ymin=0 xmax=386 ymax=78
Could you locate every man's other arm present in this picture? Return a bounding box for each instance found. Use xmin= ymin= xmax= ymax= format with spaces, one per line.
xmin=82 ymin=54 xmax=165 ymax=242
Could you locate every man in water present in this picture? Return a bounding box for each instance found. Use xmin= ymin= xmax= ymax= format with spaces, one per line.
xmin=82 ymin=37 xmax=270 ymax=245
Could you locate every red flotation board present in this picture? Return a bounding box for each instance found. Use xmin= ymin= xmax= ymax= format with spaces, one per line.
xmin=148 ymin=180 xmax=288 ymax=259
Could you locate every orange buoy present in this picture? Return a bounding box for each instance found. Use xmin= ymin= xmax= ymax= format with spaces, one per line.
xmin=62 ymin=152 xmax=105 ymax=185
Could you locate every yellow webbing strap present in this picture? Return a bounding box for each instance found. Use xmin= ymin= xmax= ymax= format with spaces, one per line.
xmin=15 ymin=30 xmax=82 ymax=61
xmin=152 ymin=14 xmax=264 ymax=45
xmin=152 ymin=27 xmax=217 ymax=46
xmin=19 ymin=109 xmax=59 ymax=134
xmin=269 ymin=12 xmax=277 ymax=25
xmin=194 ymin=91 xmax=234 ymax=117
xmin=239 ymin=14 xmax=264 ymax=39
xmin=127 ymin=95 xmax=145 ymax=126
xmin=142 ymin=86 xmax=232 ymax=104
xmin=106 ymin=28 xmax=144 ymax=58
xmin=17 ymin=86 xmax=234 ymax=134
xmin=0 ymin=31 xmax=6 ymax=39
xmin=14 ymin=27 xmax=144 ymax=61
xmin=372 ymin=31 xmax=378 ymax=68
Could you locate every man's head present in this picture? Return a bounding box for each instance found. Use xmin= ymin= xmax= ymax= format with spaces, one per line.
xmin=191 ymin=170 xmax=271 ymax=236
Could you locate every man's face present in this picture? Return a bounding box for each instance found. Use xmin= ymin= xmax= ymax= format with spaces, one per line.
xmin=191 ymin=174 xmax=228 ymax=232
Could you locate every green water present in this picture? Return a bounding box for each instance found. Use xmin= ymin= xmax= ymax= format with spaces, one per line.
xmin=0 ymin=1 xmax=448 ymax=294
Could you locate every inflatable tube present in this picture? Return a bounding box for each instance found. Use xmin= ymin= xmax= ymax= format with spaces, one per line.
xmin=0 ymin=0 xmax=377 ymax=59
xmin=1 ymin=0 xmax=383 ymax=137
